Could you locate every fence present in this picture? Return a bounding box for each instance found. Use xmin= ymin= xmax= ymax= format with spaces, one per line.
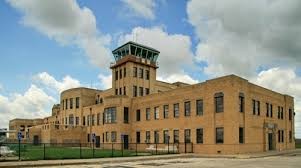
xmin=0 ymin=142 xmax=193 ymax=161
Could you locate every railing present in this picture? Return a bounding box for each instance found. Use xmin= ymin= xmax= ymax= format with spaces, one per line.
xmin=0 ymin=142 xmax=193 ymax=161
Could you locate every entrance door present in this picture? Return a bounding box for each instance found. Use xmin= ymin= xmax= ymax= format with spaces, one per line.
xmin=95 ymin=136 xmax=100 ymax=148
xmin=123 ymin=135 xmax=129 ymax=150
xmin=268 ymin=133 xmax=273 ymax=150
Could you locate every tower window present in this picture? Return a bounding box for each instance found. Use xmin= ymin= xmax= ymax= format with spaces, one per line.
xmin=133 ymin=67 xmax=137 ymax=77
xmin=115 ymin=70 xmax=118 ymax=80
xmin=146 ymin=70 xmax=150 ymax=80
xmin=139 ymin=68 xmax=143 ymax=78
xmin=119 ymin=69 xmax=122 ymax=79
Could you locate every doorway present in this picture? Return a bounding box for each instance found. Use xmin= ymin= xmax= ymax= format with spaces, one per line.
xmin=268 ymin=133 xmax=274 ymax=150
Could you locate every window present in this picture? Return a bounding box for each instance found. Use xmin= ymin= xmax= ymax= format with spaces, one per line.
xmin=163 ymin=105 xmax=169 ymax=118
xmin=119 ymin=69 xmax=122 ymax=79
xmin=154 ymin=131 xmax=159 ymax=143
xmin=239 ymin=93 xmax=244 ymax=112
xmin=196 ymin=99 xmax=203 ymax=116
xmin=119 ymin=88 xmax=122 ymax=95
xmin=215 ymin=92 xmax=224 ymax=113
xmin=278 ymin=130 xmax=281 ymax=143
xmin=139 ymin=87 xmax=143 ymax=96
xmin=87 ymin=115 xmax=90 ymax=126
xmin=281 ymin=130 xmax=284 ymax=142
xmin=91 ymin=114 xmax=95 ymax=126
xmin=106 ymin=132 xmax=109 ymax=142
xmin=146 ymin=108 xmax=150 ymax=120
xmin=184 ymin=101 xmax=191 ymax=116
xmin=124 ymin=107 xmax=129 ymax=123
xmin=216 ymin=127 xmax=224 ymax=143
xmin=69 ymin=114 xmax=74 ymax=125
xmin=266 ymin=103 xmax=269 ymax=117
xmin=83 ymin=116 xmax=86 ymax=126
xmin=174 ymin=103 xmax=179 ymax=118
xmin=124 ymin=67 xmax=126 ymax=77
xmin=239 ymin=127 xmax=244 ymax=144
xmin=253 ymin=100 xmax=260 ymax=115
xmin=136 ymin=109 xmax=141 ymax=121
xmin=133 ymin=86 xmax=137 ymax=97
xmin=146 ymin=131 xmax=150 ymax=143
xmin=115 ymin=70 xmax=118 ymax=80
xmin=163 ymin=130 xmax=169 ymax=144
xmin=252 ymin=100 xmax=256 ymax=115
xmin=289 ymin=130 xmax=292 ymax=143
xmin=257 ymin=101 xmax=260 ymax=115
xmin=76 ymin=117 xmax=79 ymax=125
xmin=62 ymin=100 xmax=64 ymax=110
xmin=87 ymin=134 xmax=90 ymax=142
xmin=154 ymin=106 xmax=159 ymax=120
xmin=139 ymin=68 xmax=143 ymax=78
xmin=184 ymin=129 xmax=191 ymax=143
xmin=278 ymin=106 xmax=281 ymax=119
xmin=146 ymin=70 xmax=150 ymax=80
xmin=124 ymin=87 xmax=126 ymax=95
xmin=270 ymin=104 xmax=273 ymax=118
xmin=133 ymin=67 xmax=137 ymax=77
xmin=115 ymin=89 xmax=118 ymax=95
xmin=289 ymin=109 xmax=292 ymax=120
xmin=65 ymin=99 xmax=68 ymax=109
xmin=104 ymin=107 xmax=117 ymax=123
xmin=173 ymin=130 xmax=179 ymax=143
xmin=76 ymin=97 xmax=80 ymax=108
xmin=97 ymin=113 xmax=100 ymax=125
xmin=281 ymin=107 xmax=284 ymax=119
xmin=111 ymin=131 xmax=117 ymax=142
xmin=145 ymin=88 xmax=150 ymax=95
xmin=196 ymin=128 xmax=203 ymax=144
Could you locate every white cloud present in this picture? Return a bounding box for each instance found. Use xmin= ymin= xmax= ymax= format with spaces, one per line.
xmin=98 ymin=74 xmax=112 ymax=89
xmin=121 ymin=0 xmax=156 ymax=20
xmin=33 ymin=72 xmax=81 ymax=93
xmin=187 ymin=0 xmax=301 ymax=77
xmin=0 ymin=85 xmax=56 ymax=129
xmin=7 ymin=0 xmax=112 ymax=68
xmin=158 ymin=73 xmax=198 ymax=84
xmin=252 ymin=67 xmax=301 ymax=138
xmin=118 ymin=26 xmax=196 ymax=80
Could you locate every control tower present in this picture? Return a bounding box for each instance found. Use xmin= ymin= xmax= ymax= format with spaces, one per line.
xmin=110 ymin=41 xmax=160 ymax=97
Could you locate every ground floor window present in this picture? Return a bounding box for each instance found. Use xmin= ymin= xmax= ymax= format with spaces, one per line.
xmin=184 ymin=129 xmax=191 ymax=143
xmin=239 ymin=127 xmax=244 ymax=144
xmin=163 ymin=130 xmax=169 ymax=144
xmin=154 ymin=131 xmax=159 ymax=143
xmin=136 ymin=131 xmax=141 ymax=143
xmin=146 ymin=131 xmax=150 ymax=143
xmin=216 ymin=127 xmax=224 ymax=143
xmin=196 ymin=128 xmax=203 ymax=144
xmin=111 ymin=131 xmax=116 ymax=142
xmin=173 ymin=130 xmax=179 ymax=143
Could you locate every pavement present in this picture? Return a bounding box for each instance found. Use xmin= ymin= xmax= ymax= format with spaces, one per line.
xmin=0 ymin=149 xmax=300 ymax=168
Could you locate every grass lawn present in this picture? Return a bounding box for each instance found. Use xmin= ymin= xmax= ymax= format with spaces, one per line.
xmin=296 ymin=143 xmax=301 ymax=149
xmin=5 ymin=144 xmax=144 ymax=160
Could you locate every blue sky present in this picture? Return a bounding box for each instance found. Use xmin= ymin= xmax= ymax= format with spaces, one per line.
xmin=0 ymin=0 xmax=301 ymax=138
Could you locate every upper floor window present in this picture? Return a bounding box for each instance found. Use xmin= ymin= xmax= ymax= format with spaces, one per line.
xmin=115 ymin=70 xmax=118 ymax=80
xmin=278 ymin=106 xmax=281 ymax=119
xmin=104 ymin=107 xmax=117 ymax=123
xmin=133 ymin=86 xmax=137 ymax=97
xmin=252 ymin=99 xmax=260 ymax=115
xmin=214 ymin=92 xmax=224 ymax=113
xmin=139 ymin=68 xmax=143 ymax=78
xmin=65 ymin=99 xmax=68 ymax=110
xmin=119 ymin=69 xmax=122 ymax=79
xmin=146 ymin=70 xmax=150 ymax=80
xmin=145 ymin=88 xmax=150 ymax=95
xmin=196 ymin=99 xmax=203 ymax=116
xmin=69 ymin=98 xmax=73 ymax=109
xmin=139 ymin=87 xmax=143 ymax=96
xmin=91 ymin=114 xmax=95 ymax=126
xmin=289 ymin=108 xmax=292 ymax=120
xmin=239 ymin=93 xmax=244 ymax=112
xmin=62 ymin=100 xmax=64 ymax=110
xmin=76 ymin=97 xmax=80 ymax=108
xmin=124 ymin=67 xmax=126 ymax=77
xmin=83 ymin=116 xmax=86 ymax=126
xmin=115 ymin=89 xmax=118 ymax=95
xmin=133 ymin=67 xmax=137 ymax=77
xmin=266 ymin=103 xmax=270 ymax=117
xmin=184 ymin=101 xmax=191 ymax=116
xmin=136 ymin=109 xmax=141 ymax=121
xmin=124 ymin=107 xmax=129 ymax=123
xmin=124 ymin=87 xmax=126 ymax=95
xmin=146 ymin=108 xmax=151 ymax=120
xmin=154 ymin=106 xmax=159 ymax=120
xmin=97 ymin=113 xmax=100 ymax=125
xmin=270 ymin=104 xmax=273 ymax=117
xmin=174 ymin=103 xmax=179 ymax=118
xmin=163 ymin=105 xmax=169 ymax=118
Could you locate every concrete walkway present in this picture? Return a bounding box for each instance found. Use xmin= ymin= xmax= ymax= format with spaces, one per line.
xmin=0 ymin=149 xmax=300 ymax=168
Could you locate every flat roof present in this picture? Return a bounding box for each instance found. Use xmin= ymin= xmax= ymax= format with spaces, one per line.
xmin=112 ymin=41 xmax=160 ymax=53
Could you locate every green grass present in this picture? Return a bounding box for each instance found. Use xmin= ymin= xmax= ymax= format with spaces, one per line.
xmin=296 ymin=143 xmax=301 ymax=148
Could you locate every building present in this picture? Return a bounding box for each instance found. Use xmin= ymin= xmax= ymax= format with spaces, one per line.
xmin=8 ymin=41 xmax=295 ymax=154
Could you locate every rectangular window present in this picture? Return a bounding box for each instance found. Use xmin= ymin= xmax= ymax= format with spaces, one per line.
xmin=196 ymin=128 xmax=203 ymax=144
xmin=146 ymin=131 xmax=150 ymax=143
xmin=133 ymin=85 xmax=137 ymax=97
xmin=270 ymin=104 xmax=273 ymax=118
xmin=76 ymin=97 xmax=80 ymax=108
xmin=281 ymin=107 xmax=284 ymax=119
xmin=239 ymin=95 xmax=244 ymax=112
xmin=278 ymin=130 xmax=281 ymax=143
xmin=163 ymin=130 xmax=169 ymax=144
xmin=278 ymin=106 xmax=281 ymax=119
xmin=133 ymin=67 xmax=137 ymax=77
xmin=83 ymin=116 xmax=85 ymax=126
xmin=196 ymin=99 xmax=203 ymax=116
xmin=65 ymin=99 xmax=68 ymax=109
xmin=174 ymin=103 xmax=179 ymax=118
xmin=163 ymin=105 xmax=169 ymax=118
xmin=184 ymin=129 xmax=191 ymax=143
xmin=97 ymin=113 xmax=100 ymax=125
xmin=62 ymin=100 xmax=64 ymax=110
xmin=124 ymin=86 xmax=126 ymax=95
xmin=289 ymin=109 xmax=292 ymax=120
xmin=173 ymin=130 xmax=179 ymax=143
xmin=124 ymin=107 xmax=129 ymax=123
xmin=106 ymin=132 xmax=109 ymax=142
xmin=124 ymin=67 xmax=126 ymax=77
xmin=91 ymin=114 xmax=95 ymax=126
xmin=184 ymin=101 xmax=191 ymax=116
xmin=115 ymin=70 xmax=118 ymax=80
xmin=145 ymin=88 xmax=150 ymax=95
xmin=146 ymin=70 xmax=150 ymax=80
xmin=146 ymin=108 xmax=150 ymax=120
xmin=281 ymin=130 xmax=284 ymax=142
xmin=257 ymin=101 xmax=260 ymax=115
xmin=239 ymin=127 xmax=244 ymax=144
xmin=139 ymin=87 xmax=143 ymax=96
xmin=111 ymin=131 xmax=116 ymax=142
xmin=154 ymin=106 xmax=159 ymax=120
xmin=119 ymin=69 xmax=122 ymax=79
xmin=119 ymin=88 xmax=122 ymax=95
xmin=115 ymin=89 xmax=118 ymax=95
xmin=216 ymin=127 xmax=224 ymax=143
xmin=139 ymin=68 xmax=143 ymax=78
xmin=215 ymin=93 xmax=224 ymax=113
xmin=266 ymin=103 xmax=269 ymax=117
xmin=104 ymin=107 xmax=117 ymax=123
xmin=87 ymin=134 xmax=90 ymax=142
xmin=136 ymin=109 xmax=141 ymax=121
xmin=154 ymin=131 xmax=159 ymax=143
xmin=75 ymin=117 xmax=79 ymax=125
xmin=252 ymin=100 xmax=256 ymax=115
xmin=87 ymin=115 xmax=90 ymax=126
xmin=289 ymin=130 xmax=292 ymax=143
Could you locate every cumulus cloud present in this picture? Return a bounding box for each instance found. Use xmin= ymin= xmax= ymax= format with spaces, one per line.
xmin=252 ymin=67 xmax=301 ymax=138
xmin=121 ymin=0 xmax=156 ymax=20
xmin=7 ymin=0 xmax=112 ymax=68
xmin=187 ymin=0 xmax=301 ymax=77
xmin=158 ymin=73 xmax=198 ymax=84
xmin=33 ymin=72 xmax=81 ymax=93
xmin=0 ymin=85 xmax=56 ymax=129
xmin=98 ymin=74 xmax=112 ymax=89
xmin=118 ymin=26 xmax=196 ymax=81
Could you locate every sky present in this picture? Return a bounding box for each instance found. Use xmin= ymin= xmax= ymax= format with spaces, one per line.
xmin=0 ymin=0 xmax=300 ymax=138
